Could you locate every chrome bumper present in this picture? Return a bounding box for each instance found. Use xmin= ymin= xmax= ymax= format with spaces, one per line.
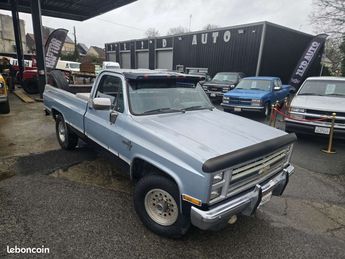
xmin=191 ymin=165 xmax=294 ymax=230
xmin=221 ymin=103 xmax=264 ymax=111
xmin=0 ymin=95 xmax=8 ymax=103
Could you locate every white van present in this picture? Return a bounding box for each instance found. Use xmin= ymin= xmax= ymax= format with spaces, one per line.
xmin=56 ymin=60 xmax=81 ymax=72
xmin=102 ymin=61 xmax=120 ymax=70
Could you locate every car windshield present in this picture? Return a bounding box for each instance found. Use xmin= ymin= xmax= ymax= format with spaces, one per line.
xmin=128 ymin=80 xmax=213 ymax=115
xmin=212 ymin=73 xmax=238 ymax=82
xmin=236 ymin=79 xmax=271 ymax=91
xmin=69 ymin=63 xmax=80 ymax=69
xmin=299 ymin=80 xmax=345 ymax=97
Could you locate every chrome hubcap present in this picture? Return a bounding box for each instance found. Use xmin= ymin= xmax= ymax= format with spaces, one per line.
xmin=58 ymin=121 xmax=66 ymax=142
xmin=144 ymin=189 xmax=178 ymax=226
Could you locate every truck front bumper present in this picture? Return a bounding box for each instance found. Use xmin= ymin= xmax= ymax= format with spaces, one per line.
xmin=221 ymin=103 xmax=264 ymax=112
xmin=190 ymin=165 xmax=294 ymax=230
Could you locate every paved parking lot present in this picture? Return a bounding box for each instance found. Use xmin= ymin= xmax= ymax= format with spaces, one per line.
xmin=1 ymin=94 xmax=345 ymax=258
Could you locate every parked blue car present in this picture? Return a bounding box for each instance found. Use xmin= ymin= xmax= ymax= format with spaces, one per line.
xmin=221 ymin=77 xmax=292 ymax=117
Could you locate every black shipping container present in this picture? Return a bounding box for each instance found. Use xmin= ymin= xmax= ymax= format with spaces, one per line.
xmin=105 ymin=21 xmax=321 ymax=84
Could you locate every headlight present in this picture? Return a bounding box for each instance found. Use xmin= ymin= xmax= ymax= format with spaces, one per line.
xmin=230 ymin=84 xmax=235 ymax=89
xmin=222 ymin=87 xmax=230 ymax=93
xmin=290 ymin=107 xmax=305 ymax=113
xmin=251 ymin=99 xmax=261 ymax=106
xmin=223 ymin=96 xmax=230 ymax=102
xmin=212 ymin=172 xmax=224 ymax=184
xmin=210 ymin=189 xmax=221 ymax=200
xmin=0 ymin=83 xmax=3 ymax=88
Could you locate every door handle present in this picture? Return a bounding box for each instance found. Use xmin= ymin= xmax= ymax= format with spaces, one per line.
xmin=110 ymin=111 xmax=118 ymax=124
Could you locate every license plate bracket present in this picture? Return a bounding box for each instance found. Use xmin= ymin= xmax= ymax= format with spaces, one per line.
xmin=234 ymin=107 xmax=241 ymax=112
xmin=210 ymin=93 xmax=216 ymax=97
xmin=260 ymin=191 xmax=272 ymax=206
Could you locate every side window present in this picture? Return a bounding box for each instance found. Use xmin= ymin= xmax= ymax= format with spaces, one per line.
xmin=95 ymin=75 xmax=124 ymax=112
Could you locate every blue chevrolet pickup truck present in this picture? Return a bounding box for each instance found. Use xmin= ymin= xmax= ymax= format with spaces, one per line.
xmin=44 ymin=70 xmax=296 ymax=238
xmin=221 ymin=77 xmax=291 ymax=117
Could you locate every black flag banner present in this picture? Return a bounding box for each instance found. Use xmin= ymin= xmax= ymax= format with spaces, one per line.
xmin=45 ymin=28 xmax=68 ymax=72
xmin=289 ymin=34 xmax=327 ymax=89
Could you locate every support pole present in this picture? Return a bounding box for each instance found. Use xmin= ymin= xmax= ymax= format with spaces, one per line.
xmin=11 ymin=0 xmax=24 ymax=84
xmin=31 ymin=0 xmax=46 ymax=99
xmin=321 ymin=113 xmax=336 ymax=154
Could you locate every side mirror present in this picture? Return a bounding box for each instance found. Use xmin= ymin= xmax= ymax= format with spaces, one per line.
xmin=92 ymin=97 xmax=111 ymax=110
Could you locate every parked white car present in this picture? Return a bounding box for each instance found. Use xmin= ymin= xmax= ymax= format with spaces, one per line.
xmin=286 ymin=77 xmax=345 ymax=138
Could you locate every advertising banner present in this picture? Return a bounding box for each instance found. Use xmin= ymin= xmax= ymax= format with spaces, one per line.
xmin=45 ymin=29 xmax=68 ymax=72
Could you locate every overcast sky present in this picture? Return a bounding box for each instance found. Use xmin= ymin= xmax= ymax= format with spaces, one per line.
xmin=0 ymin=0 xmax=315 ymax=48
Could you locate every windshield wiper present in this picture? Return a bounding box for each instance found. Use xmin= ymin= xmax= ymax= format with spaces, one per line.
xmin=143 ymin=107 xmax=184 ymax=114
xmin=183 ymin=105 xmax=214 ymax=111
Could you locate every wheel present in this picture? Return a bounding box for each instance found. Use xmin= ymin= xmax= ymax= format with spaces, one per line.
xmin=263 ymin=102 xmax=271 ymax=118
xmin=0 ymin=98 xmax=10 ymax=114
xmin=22 ymin=79 xmax=39 ymax=94
xmin=55 ymin=114 xmax=78 ymax=150
xmin=49 ymin=70 xmax=69 ymax=91
xmin=134 ymin=175 xmax=190 ymax=238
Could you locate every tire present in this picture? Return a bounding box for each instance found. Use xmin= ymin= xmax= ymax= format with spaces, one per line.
xmin=55 ymin=114 xmax=78 ymax=150
xmin=263 ymin=102 xmax=271 ymax=118
xmin=22 ymin=79 xmax=39 ymax=94
xmin=0 ymin=98 xmax=10 ymax=114
xmin=49 ymin=70 xmax=69 ymax=91
xmin=134 ymin=175 xmax=190 ymax=238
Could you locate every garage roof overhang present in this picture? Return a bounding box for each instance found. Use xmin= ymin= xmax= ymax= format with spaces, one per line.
xmin=0 ymin=0 xmax=136 ymax=21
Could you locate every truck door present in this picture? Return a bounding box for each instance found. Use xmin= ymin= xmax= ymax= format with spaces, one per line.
xmin=84 ymin=73 xmax=123 ymax=150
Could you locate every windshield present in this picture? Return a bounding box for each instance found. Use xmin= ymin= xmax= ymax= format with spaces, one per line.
xmin=236 ymin=79 xmax=271 ymax=91
xmin=69 ymin=63 xmax=80 ymax=69
xmin=299 ymin=80 xmax=345 ymax=97
xmin=128 ymin=80 xmax=213 ymax=115
xmin=212 ymin=73 xmax=238 ymax=83
xmin=106 ymin=66 xmax=119 ymax=69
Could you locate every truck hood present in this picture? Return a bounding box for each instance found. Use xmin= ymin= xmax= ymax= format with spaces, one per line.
xmin=204 ymin=80 xmax=235 ymax=87
xmin=225 ymin=89 xmax=269 ymax=99
xmin=291 ymin=95 xmax=345 ymax=113
xmin=133 ymin=109 xmax=286 ymax=162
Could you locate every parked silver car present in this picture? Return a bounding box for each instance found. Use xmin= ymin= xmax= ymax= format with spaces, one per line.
xmin=286 ymin=77 xmax=345 ymax=138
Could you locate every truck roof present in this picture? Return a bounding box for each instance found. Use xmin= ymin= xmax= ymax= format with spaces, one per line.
xmin=306 ymin=76 xmax=345 ymax=82
xmin=101 ymin=69 xmax=205 ymax=81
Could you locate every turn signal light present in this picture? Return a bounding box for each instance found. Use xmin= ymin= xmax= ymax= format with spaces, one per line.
xmin=182 ymin=194 xmax=202 ymax=206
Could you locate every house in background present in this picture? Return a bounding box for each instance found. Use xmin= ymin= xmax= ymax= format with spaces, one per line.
xmin=77 ymin=43 xmax=88 ymax=56
xmin=26 ymin=26 xmax=75 ymax=54
xmin=0 ymin=14 xmax=27 ymax=53
xmin=86 ymin=46 xmax=105 ymax=60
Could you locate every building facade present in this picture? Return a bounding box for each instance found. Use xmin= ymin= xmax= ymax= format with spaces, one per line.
xmin=105 ymin=21 xmax=322 ymax=83
xmin=0 ymin=14 xmax=26 ymax=53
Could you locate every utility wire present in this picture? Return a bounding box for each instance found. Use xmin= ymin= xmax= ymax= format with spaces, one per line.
xmin=95 ymin=18 xmax=145 ymax=32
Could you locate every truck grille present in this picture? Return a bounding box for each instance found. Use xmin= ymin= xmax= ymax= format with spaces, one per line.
xmin=227 ymin=148 xmax=289 ymax=196
xmin=229 ymin=97 xmax=252 ymax=105
xmin=305 ymin=109 xmax=345 ymax=125
xmin=207 ymin=85 xmax=223 ymax=92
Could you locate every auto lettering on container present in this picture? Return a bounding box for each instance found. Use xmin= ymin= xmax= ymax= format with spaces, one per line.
xmin=192 ymin=30 xmax=231 ymax=45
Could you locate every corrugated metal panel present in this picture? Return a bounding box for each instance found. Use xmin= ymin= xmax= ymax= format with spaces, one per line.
xmin=120 ymin=52 xmax=131 ymax=69
xmin=136 ymin=51 xmax=149 ymax=68
xmin=173 ymin=24 xmax=263 ymax=76
xmin=260 ymin=23 xmax=317 ymax=84
xmin=156 ymin=50 xmax=173 ymax=70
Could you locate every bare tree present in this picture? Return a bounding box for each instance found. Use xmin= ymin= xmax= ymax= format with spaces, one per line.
xmin=203 ymin=24 xmax=219 ymax=30
xmin=145 ymin=28 xmax=160 ymax=38
xmin=311 ymin=0 xmax=345 ymax=37
xmin=166 ymin=26 xmax=188 ymax=36
xmin=323 ymin=38 xmax=343 ymax=75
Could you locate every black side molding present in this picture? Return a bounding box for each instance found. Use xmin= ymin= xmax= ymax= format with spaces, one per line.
xmin=202 ymin=133 xmax=297 ymax=173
